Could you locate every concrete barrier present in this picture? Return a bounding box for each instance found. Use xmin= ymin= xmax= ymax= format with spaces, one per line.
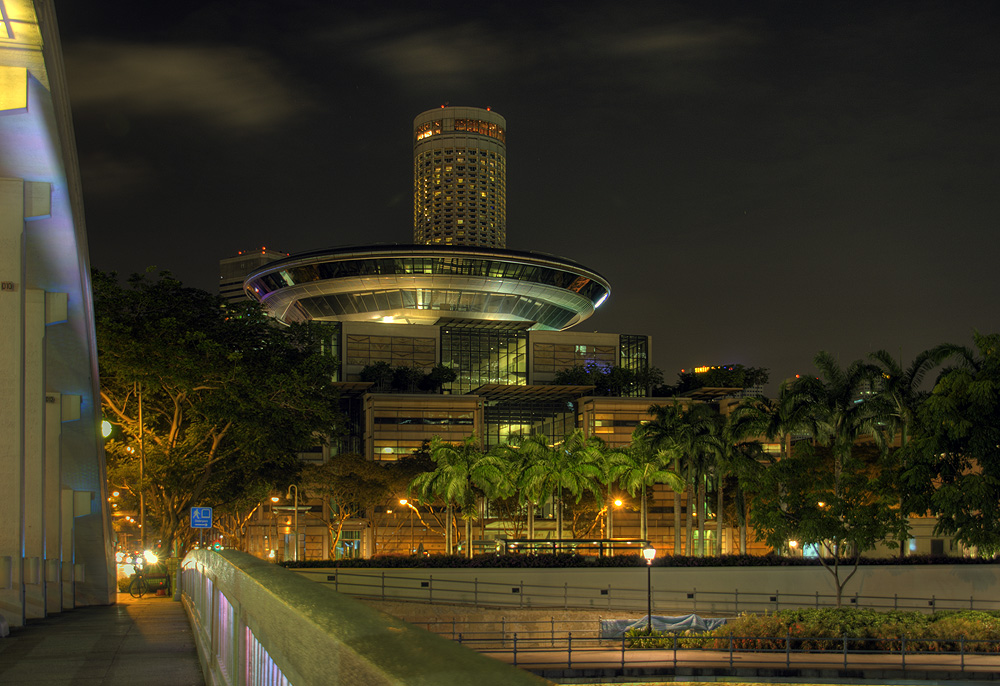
xmin=296 ymin=563 xmax=1000 ymax=615
xmin=179 ymin=549 xmax=552 ymax=686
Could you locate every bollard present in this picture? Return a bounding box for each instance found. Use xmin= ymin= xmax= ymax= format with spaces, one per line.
xmin=786 ymin=628 xmax=791 ymax=668
xmin=513 ymin=633 xmax=518 ymax=667
xmin=843 ymin=634 xmax=848 ymax=669
xmin=501 ymin=617 xmax=506 ymax=648
xmin=621 ymin=631 xmax=626 ymax=670
xmin=729 ymin=635 xmax=734 ymax=668
xmin=960 ymin=635 xmax=965 ymax=672
xmin=901 ymin=634 xmax=906 ymax=670
xmin=550 ymin=617 xmax=555 ymax=648
xmin=567 ymin=632 xmax=572 ymax=669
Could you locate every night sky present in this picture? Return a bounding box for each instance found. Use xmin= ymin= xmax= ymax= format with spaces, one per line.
xmin=56 ymin=1 xmax=999 ymax=391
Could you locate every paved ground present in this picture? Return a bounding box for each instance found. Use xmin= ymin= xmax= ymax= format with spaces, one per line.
xmin=0 ymin=592 xmax=204 ymax=686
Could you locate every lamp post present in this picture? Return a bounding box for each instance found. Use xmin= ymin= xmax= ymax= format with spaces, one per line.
xmin=643 ymin=545 xmax=657 ymax=633
xmin=400 ymin=499 xmax=414 ymax=554
xmin=287 ymin=485 xmax=299 ymax=561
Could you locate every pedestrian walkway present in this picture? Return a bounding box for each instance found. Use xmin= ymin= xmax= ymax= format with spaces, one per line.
xmin=0 ymin=592 xmax=204 ymax=686
xmin=480 ymin=644 xmax=1000 ymax=683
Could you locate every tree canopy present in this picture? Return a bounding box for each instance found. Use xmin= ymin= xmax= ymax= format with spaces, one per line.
xmin=95 ymin=269 xmax=344 ymax=553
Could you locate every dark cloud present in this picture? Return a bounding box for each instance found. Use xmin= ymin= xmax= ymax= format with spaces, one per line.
xmin=65 ymin=42 xmax=312 ymax=132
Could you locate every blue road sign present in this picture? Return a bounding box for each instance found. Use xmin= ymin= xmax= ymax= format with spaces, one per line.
xmin=190 ymin=507 xmax=213 ymax=528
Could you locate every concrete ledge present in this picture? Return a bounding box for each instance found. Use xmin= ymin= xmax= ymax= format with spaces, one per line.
xmin=181 ymin=549 xmax=552 ymax=686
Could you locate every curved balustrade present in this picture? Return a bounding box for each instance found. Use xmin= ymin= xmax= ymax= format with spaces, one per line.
xmin=179 ymin=549 xmax=550 ymax=686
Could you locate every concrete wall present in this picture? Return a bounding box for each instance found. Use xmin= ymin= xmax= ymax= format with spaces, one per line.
xmin=295 ymin=564 xmax=1000 ymax=616
xmin=180 ymin=549 xmax=551 ymax=686
xmin=0 ymin=1 xmax=115 ymax=629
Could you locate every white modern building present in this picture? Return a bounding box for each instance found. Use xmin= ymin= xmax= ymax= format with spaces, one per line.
xmin=0 ymin=0 xmax=115 ymax=629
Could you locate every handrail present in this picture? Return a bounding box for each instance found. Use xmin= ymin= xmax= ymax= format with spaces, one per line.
xmin=456 ymin=632 xmax=1000 ymax=676
xmin=297 ymin=567 xmax=1000 ymax=614
xmin=179 ymin=549 xmax=552 ymax=686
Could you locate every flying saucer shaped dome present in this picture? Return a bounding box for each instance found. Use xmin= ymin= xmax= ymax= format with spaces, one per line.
xmin=244 ymin=244 xmax=610 ymax=330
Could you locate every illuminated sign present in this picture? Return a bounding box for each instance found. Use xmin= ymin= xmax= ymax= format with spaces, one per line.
xmin=694 ymin=366 xmax=710 ymax=374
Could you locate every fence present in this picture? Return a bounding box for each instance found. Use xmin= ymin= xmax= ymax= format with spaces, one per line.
xmin=299 ymin=567 xmax=1000 ymax=615
xmin=453 ymin=630 xmax=1000 ymax=677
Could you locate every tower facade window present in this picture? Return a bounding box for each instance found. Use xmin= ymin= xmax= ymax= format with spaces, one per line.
xmin=413 ymin=106 xmax=507 ymax=249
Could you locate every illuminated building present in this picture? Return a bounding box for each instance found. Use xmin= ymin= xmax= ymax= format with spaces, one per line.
xmin=413 ymin=106 xmax=506 ymax=248
xmin=219 ymin=247 xmax=289 ymax=304
xmin=0 ymin=0 xmax=115 ymax=628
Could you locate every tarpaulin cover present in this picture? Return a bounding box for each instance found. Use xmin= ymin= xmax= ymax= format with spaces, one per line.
xmin=600 ymin=614 xmax=728 ymax=638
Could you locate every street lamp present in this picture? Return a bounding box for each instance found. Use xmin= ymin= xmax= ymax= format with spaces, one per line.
xmin=287 ymin=485 xmax=299 ymax=562
xmin=642 ymin=545 xmax=657 ymax=633
xmin=400 ymin=499 xmax=414 ymax=554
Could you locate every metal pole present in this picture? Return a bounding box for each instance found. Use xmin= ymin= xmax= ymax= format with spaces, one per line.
xmin=646 ymin=560 xmax=653 ymax=633
xmin=284 ymin=485 xmax=299 ymax=561
xmin=138 ymin=384 xmax=145 ymax=552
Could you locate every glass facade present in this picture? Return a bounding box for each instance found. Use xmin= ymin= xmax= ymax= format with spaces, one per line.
xmin=532 ymin=342 xmax=617 ymax=374
xmin=619 ymin=333 xmax=650 ymax=397
xmin=249 ymin=254 xmax=606 ymax=304
xmin=483 ymin=398 xmax=577 ymax=447
xmin=441 ymin=326 xmax=527 ymax=395
xmin=345 ymin=333 xmax=436 ymax=370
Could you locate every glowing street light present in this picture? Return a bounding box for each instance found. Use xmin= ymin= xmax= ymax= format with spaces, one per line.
xmin=643 ymin=545 xmax=657 ymax=633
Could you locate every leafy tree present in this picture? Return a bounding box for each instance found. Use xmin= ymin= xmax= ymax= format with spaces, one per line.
xmin=749 ymin=352 xmax=905 ymax=604
xmin=552 ymin=362 xmax=664 ymax=397
xmin=750 ymin=443 xmax=905 ymax=605
xmin=656 ymin=364 xmax=769 ymax=397
xmin=301 ymin=454 xmax=395 ymax=559
xmin=96 ymin=269 xmax=343 ymax=554
xmin=359 ymin=361 xmax=394 ymax=392
xmin=903 ymin=333 xmax=1000 ymax=554
xmin=358 ymin=362 xmax=457 ymax=393
xmin=420 ymin=364 xmax=458 ymax=392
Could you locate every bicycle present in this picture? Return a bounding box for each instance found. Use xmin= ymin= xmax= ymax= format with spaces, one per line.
xmin=129 ymin=569 xmax=150 ymax=598
xmin=128 ymin=551 xmax=154 ymax=598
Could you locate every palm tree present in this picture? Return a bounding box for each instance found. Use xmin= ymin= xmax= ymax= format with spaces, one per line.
xmin=719 ymin=414 xmax=767 ymax=554
xmin=410 ymin=435 xmax=499 ymax=557
xmin=616 ymin=438 xmax=684 ymax=542
xmin=635 ymin=402 xmax=688 ymax=554
xmin=518 ymin=430 xmax=604 ymax=542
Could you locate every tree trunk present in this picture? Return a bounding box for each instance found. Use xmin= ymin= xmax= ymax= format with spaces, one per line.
xmin=715 ymin=477 xmax=724 ymax=556
xmin=673 ymin=455 xmax=682 ymax=554
xmin=684 ymin=484 xmax=693 ymax=555
xmin=556 ymin=485 xmax=564 ymax=541
xmin=697 ymin=476 xmax=706 ymax=557
xmin=527 ymin=501 xmax=535 ymax=540
xmin=640 ymin=485 xmax=648 ymax=541
xmin=446 ymin=504 xmax=453 ymax=554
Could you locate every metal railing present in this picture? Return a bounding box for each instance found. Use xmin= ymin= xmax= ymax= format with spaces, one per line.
xmin=456 ymin=632 xmax=1000 ymax=676
xmin=301 ymin=567 xmax=1000 ymax=614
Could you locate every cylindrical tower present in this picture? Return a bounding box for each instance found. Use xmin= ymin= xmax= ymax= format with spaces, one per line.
xmin=413 ymin=106 xmax=506 ymax=248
